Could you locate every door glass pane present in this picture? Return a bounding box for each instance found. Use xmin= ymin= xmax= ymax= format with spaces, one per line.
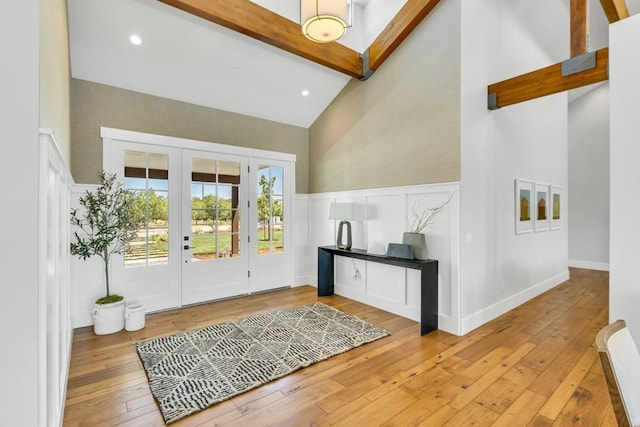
xmin=257 ymin=164 xmax=284 ymax=255
xmin=191 ymin=158 xmax=241 ymax=260
xmin=124 ymin=150 xmax=169 ymax=267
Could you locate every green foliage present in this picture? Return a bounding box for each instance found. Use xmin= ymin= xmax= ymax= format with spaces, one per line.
xmin=129 ymin=190 xmax=169 ymax=226
xmin=70 ymin=172 xmax=142 ymax=303
xmin=258 ymin=174 xmax=283 ymax=241
xmin=95 ymin=294 xmax=124 ymax=305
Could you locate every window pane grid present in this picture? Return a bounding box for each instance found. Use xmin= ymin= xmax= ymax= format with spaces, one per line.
xmin=257 ymin=165 xmax=284 ymax=255
xmin=191 ymin=159 xmax=241 ymax=260
xmin=124 ymin=150 xmax=169 ymax=267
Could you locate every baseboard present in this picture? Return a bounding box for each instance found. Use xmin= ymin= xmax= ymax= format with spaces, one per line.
xmin=294 ymin=275 xmax=316 ymax=287
xmin=460 ymin=270 xmax=570 ymax=335
xmin=568 ymin=259 xmax=610 ymax=271
xmin=57 ymin=328 xmax=74 ymax=427
xmin=74 ymin=312 xmax=93 ymax=329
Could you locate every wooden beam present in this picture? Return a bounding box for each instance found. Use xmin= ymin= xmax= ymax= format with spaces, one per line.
xmin=599 ymin=0 xmax=629 ymax=23
xmin=487 ymin=47 xmax=608 ymax=109
xmin=157 ymin=0 xmax=364 ymax=78
xmin=571 ymin=0 xmax=588 ymax=57
xmin=368 ymin=0 xmax=442 ymax=71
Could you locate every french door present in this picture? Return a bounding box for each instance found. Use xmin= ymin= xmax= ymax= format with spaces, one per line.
xmin=248 ymin=159 xmax=292 ymax=292
xmin=104 ymin=134 xmax=292 ymax=312
xmin=181 ymin=151 xmax=248 ymax=305
xmin=108 ymin=141 xmax=182 ymax=312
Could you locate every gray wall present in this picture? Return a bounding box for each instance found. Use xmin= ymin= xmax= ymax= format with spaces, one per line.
xmin=308 ymin=0 xmax=460 ymax=193
xmin=40 ymin=0 xmax=71 ymax=162
xmin=568 ymin=84 xmax=610 ymax=266
xmin=71 ymin=79 xmax=309 ymax=192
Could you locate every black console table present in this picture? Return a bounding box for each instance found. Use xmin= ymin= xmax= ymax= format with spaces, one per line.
xmin=317 ymin=246 xmax=438 ymax=335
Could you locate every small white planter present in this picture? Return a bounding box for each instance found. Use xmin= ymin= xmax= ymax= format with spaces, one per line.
xmin=125 ymin=303 xmax=146 ymax=331
xmin=92 ymin=299 xmax=125 ymax=335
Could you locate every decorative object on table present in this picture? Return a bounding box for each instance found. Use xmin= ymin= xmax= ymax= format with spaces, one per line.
xmin=515 ymin=179 xmax=534 ymax=234
xmin=367 ymin=242 xmax=386 ymax=255
xmin=70 ymin=172 xmax=142 ymax=335
xmin=550 ymin=185 xmax=562 ymax=230
xmin=534 ymin=183 xmax=550 ymax=232
xmin=300 ymin=0 xmax=353 ymax=43
xmin=386 ymin=243 xmax=414 ymax=259
xmin=403 ymin=192 xmax=454 ymax=260
xmin=136 ymin=302 xmax=389 ymax=424
xmin=328 ymin=202 xmax=364 ymax=250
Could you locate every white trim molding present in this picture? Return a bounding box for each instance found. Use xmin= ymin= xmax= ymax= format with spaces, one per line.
xmin=100 ymin=127 xmax=296 ymax=163
xmin=460 ymin=270 xmax=570 ymax=335
xmin=569 ymin=259 xmax=610 ymax=271
xmin=39 ymin=129 xmax=74 ymax=427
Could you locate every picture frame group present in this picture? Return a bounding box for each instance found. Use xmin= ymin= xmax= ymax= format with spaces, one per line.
xmin=515 ymin=179 xmax=562 ymax=234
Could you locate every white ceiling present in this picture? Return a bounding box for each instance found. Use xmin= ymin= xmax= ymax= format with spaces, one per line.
xmin=67 ymin=0 xmax=405 ymax=128
xmin=67 ymin=0 xmax=639 ymax=127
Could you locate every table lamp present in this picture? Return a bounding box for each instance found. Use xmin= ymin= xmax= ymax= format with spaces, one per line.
xmin=328 ymin=202 xmax=363 ymax=250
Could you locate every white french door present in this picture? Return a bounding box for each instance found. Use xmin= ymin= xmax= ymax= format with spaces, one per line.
xmin=103 ymin=129 xmax=293 ymax=312
xmin=248 ymin=159 xmax=293 ymax=292
xmin=108 ymin=141 xmax=182 ymax=312
xmin=181 ymin=150 xmax=249 ymax=305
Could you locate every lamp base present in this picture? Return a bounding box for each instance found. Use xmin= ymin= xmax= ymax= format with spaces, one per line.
xmin=336 ymin=220 xmax=352 ymax=250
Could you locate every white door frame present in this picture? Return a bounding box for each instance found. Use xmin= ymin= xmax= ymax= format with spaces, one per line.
xmin=102 ymin=127 xmax=296 ymax=309
xmin=248 ymin=158 xmax=294 ymax=293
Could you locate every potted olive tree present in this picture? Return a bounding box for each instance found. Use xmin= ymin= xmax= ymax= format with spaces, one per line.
xmin=71 ymin=172 xmax=140 ymax=335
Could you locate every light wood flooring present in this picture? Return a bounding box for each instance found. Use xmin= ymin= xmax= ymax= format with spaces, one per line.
xmin=64 ymin=268 xmax=615 ymax=426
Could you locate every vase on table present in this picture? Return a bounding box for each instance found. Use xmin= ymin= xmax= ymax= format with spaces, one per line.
xmin=402 ymin=232 xmax=428 ymax=260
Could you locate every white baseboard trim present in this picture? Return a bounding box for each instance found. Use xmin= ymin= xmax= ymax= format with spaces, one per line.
xmin=460 ymin=270 xmax=570 ymax=336
xmin=74 ymin=312 xmax=93 ymax=329
xmin=568 ymin=259 xmax=610 ymax=271
xmin=293 ymin=276 xmax=315 ymax=287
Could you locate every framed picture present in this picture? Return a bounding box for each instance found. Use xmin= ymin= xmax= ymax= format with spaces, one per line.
xmin=534 ymin=183 xmax=550 ymax=232
xmin=515 ymin=179 xmax=534 ymax=234
xmin=550 ymin=185 xmax=562 ymax=230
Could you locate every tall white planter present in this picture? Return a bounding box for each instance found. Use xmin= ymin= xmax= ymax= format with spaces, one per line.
xmin=92 ymin=300 xmax=125 ymax=335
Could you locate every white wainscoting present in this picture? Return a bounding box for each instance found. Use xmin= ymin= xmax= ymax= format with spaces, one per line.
xmin=297 ymin=182 xmax=461 ymax=335
xmin=39 ymin=130 xmax=74 ymax=427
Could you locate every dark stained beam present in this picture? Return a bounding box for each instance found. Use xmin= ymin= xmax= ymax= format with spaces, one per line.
xmin=599 ymin=0 xmax=629 ymax=23
xmin=571 ymin=0 xmax=588 ymax=57
xmin=368 ymin=0 xmax=442 ymax=71
xmin=157 ymin=0 xmax=364 ymax=78
xmin=488 ymin=47 xmax=608 ymax=109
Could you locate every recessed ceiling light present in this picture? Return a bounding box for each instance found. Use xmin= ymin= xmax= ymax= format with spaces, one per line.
xmin=301 ymin=90 xmax=310 ymax=97
xmin=129 ymin=35 xmax=142 ymax=46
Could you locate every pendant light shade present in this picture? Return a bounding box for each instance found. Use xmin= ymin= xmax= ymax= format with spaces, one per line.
xmin=301 ymin=0 xmax=352 ymax=43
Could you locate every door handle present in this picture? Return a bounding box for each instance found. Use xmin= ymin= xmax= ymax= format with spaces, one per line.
xmin=183 ymin=245 xmax=195 ymax=250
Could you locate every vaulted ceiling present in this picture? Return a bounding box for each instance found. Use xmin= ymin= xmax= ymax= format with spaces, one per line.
xmin=67 ymin=0 xmax=639 ymax=128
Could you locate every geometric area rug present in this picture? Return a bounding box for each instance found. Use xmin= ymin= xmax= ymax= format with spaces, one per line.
xmin=136 ymin=302 xmax=390 ymax=424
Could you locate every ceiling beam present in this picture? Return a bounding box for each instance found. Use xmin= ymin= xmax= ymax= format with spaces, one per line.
xmin=487 ymin=47 xmax=608 ymax=109
xmin=157 ymin=0 xmax=364 ymax=78
xmin=599 ymin=0 xmax=629 ymax=23
xmin=571 ymin=0 xmax=588 ymax=57
xmin=368 ymin=0 xmax=442 ymax=71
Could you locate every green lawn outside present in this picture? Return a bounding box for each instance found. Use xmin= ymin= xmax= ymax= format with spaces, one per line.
xmin=127 ymin=229 xmax=284 ymax=259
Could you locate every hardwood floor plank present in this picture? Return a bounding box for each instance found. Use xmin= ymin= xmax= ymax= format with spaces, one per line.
xmin=333 ymin=388 xmax=418 ymax=426
xmin=449 ymin=342 xmax=536 ymax=410
xmin=492 ymin=389 xmax=547 ymax=427
xmin=538 ymin=346 xmax=599 ymax=420
xmin=63 ymin=270 xmax=615 ymax=426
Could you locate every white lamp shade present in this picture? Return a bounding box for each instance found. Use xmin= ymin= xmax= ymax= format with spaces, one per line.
xmin=301 ymin=0 xmax=352 ymax=43
xmin=328 ymin=202 xmax=363 ymax=221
